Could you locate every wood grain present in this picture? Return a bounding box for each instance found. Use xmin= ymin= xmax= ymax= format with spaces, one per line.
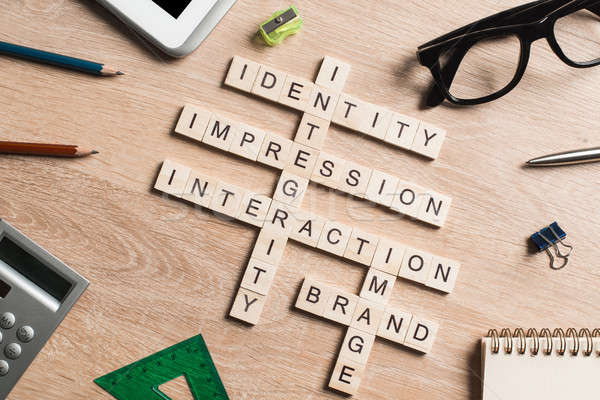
xmin=1 ymin=0 xmax=600 ymax=399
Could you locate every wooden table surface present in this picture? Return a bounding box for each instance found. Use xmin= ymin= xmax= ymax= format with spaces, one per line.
xmin=1 ymin=0 xmax=600 ymax=399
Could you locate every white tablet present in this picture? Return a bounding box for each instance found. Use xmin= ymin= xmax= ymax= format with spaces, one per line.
xmin=96 ymin=0 xmax=237 ymax=57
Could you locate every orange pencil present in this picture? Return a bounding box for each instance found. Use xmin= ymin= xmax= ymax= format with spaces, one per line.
xmin=0 ymin=141 xmax=98 ymax=158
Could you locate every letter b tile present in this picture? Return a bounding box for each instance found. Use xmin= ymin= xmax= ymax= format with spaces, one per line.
xmin=295 ymin=278 xmax=331 ymax=317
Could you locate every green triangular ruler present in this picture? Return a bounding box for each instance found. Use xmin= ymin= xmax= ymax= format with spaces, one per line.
xmin=94 ymin=334 xmax=229 ymax=400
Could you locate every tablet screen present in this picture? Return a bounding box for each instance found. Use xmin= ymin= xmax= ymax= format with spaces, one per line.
xmin=152 ymin=0 xmax=192 ymax=18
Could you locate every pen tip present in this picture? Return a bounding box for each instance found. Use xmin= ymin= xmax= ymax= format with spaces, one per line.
xmin=91 ymin=150 xmax=99 ymax=155
xmin=116 ymin=71 xmax=125 ymax=75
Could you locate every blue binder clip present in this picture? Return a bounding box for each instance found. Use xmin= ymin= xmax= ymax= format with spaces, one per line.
xmin=530 ymin=222 xmax=573 ymax=270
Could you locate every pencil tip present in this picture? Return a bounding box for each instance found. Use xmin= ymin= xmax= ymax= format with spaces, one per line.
xmin=116 ymin=71 xmax=125 ymax=75
xmin=91 ymin=150 xmax=99 ymax=155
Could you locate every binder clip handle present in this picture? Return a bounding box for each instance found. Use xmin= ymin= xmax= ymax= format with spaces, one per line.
xmin=544 ymin=246 xmax=569 ymax=270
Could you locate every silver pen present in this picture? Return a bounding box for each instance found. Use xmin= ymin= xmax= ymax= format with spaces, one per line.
xmin=526 ymin=147 xmax=600 ymax=167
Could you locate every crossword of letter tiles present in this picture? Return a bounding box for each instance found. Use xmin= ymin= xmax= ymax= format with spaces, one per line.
xmin=154 ymin=55 xmax=458 ymax=396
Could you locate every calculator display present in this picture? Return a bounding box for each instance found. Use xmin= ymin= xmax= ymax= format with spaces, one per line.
xmin=151 ymin=0 xmax=192 ymax=19
xmin=0 ymin=237 xmax=71 ymax=302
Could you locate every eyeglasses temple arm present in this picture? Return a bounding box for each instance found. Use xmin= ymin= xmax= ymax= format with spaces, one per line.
xmin=419 ymin=0 xmax=550 ymax=50
xmin=426 ymin=45 xmax=470 ymax=107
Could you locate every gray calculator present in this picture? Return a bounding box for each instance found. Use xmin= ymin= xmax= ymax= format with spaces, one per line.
xmin=0 ymin=220 xmax=88 ymax=399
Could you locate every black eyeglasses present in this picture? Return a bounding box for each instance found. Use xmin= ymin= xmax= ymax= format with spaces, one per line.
xmin=417 ymin=0 xmax=600 ymax=106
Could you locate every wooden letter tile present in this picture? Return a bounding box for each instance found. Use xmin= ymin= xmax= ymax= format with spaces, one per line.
xmin=328 ymin=356 xmax=365 ymax=396
xmin=236 ymin=192 xmax=272 ymax=227
xmin=181 ymin=170 xmax=217 ymax=208
xmin=337 ymin=161 xmax=372 ymax=198
xmin=202 ymin=114 xmax=236 ymax=151
xmin=295 ymin=277 xmax=331 ymax=317
xmin=317 ymin=220 xmax=352 ymax=256
xmin=323 ymin=288 xmax=359 ymax=325
xmin=426 ymin=256 xmax=460 ymax=293
xmin=256 ymin=132 xmax=293 ymax=170
xmin=251 ymin=65 xmax=287 ymax=102
xmin=403 ymin=316 xmax=439 ymax=353
xmin=174 ymin=104 xmax=212 ymax=142
xmin=339 ymin=327 xmax=375 ymax=365
xmin=251 ymin=228 xmax=289 ymax=265
xmin=277 ymin=75 xmax=314 ymax=111
xmin=359 ymin=268 xmax=396 ymax=305
xmin=311 ymin=152 xmax=346 ymax=190
xmin=240 ymin=258 xmax=278 ymax=296
xmin=351 ymin=299 xmax=385 ymax=335
xmin=418 ymin=190 xmax=452 ymax=228
xmin=154 ymin=160 xmax=191 ymax=197
xmin=263 ymin=200 xmax=297 ymax=235
xmin=398 ymin=247 xmax=433 ymax=284
xmin=315 ymin=56 xmax=351 ymax=92
xmin=384 ymin=113 xmax=420 ymax=150
xmin=344 ymin=229 xmax=379 ymax=266
xmin=365 ymin=169 xmax=400 ymax=207
xmin=229 ymin=287 xmax=266 ymax=325
xmin=411 ymin=122 xmax=447 ymax=160
xmin=224 ymin=56 xmax=261 ymax=92
xmin=294 ymin=113 xmax=330 ymax=150
xmin=331 ymin=93 xmax=370 ymax=132
xmin=208 ymin=181 xmax=246 ymax=218
xmin=289 ymin=210 xmax=326 ymax=247
xmin=229 ymin=123 xmax=266 ymax=161
xmin=370 ymin=238 xmax=406 ymax=275
xmin=365 ymin=105 xmax=393 ymax=140
xmin=390 ymin=181 xmax=428 ymax=219
xmin=273 ymin=170 xmax=309 ymax=207
xmin=377 ymin=307 xmax=413 ymax=344
xmin=285 ymin=142 xmax=319 ymax=179
xmin=306 ymin=85 xmax=340 ymax=120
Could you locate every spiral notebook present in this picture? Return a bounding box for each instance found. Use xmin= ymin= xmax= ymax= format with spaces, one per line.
xmin=482 ymin=328 xmax=600 ymax=400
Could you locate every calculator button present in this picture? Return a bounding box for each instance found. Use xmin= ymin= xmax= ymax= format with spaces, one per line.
xmin=0 ymin=360 xmax=8 ymax=376
xmin=0 ymin=313 xmax=14 ymax=329
xmin=16 ymin=326 xmax=34 ymax=343
xmin=4 ymin=344 xmax=20 ymax=360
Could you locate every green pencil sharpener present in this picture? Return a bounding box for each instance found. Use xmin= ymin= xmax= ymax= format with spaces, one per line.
xmin=259 ymin=6 xmax=303 ymax=46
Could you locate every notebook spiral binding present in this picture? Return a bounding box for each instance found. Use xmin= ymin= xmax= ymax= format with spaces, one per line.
xmin=487 ymin=328 xmax=600 ymax=357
